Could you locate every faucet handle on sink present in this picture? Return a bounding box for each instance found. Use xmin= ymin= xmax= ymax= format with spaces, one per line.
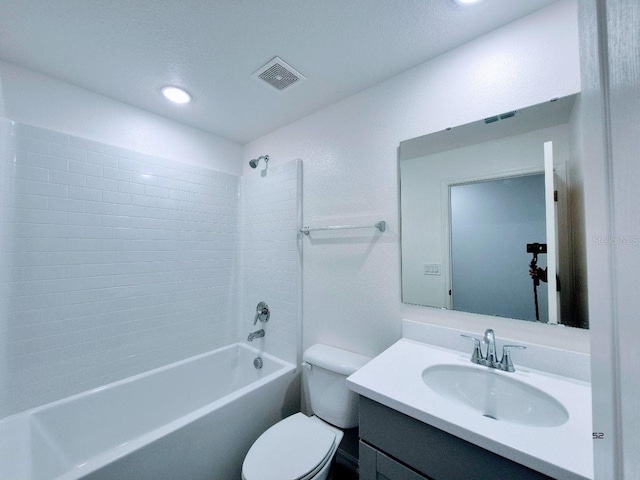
xmin=460 ymin=335 xmax=483 ymax=365
xmin=500 ymin=345 xmax=527 ymax=372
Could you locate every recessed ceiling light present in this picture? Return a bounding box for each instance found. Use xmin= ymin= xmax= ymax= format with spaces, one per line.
xmin=161 ymin=86 xmax=192 ymax=104
xmin=453 ymin=0 xmax=483 ymax=5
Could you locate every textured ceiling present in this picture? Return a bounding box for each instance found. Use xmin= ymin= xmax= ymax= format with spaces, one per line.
xmin=0 ymin=0 xmax=557 ymax=143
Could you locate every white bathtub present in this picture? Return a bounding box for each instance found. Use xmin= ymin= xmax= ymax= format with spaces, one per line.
xmin=0 ymin=343 xmax=297 ymax=480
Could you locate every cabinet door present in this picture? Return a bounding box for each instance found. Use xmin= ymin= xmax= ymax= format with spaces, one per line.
xmin=360 ymin=440 xmax=430 ymax=480
xmin=376 ymin=450 xmax=430 ymax=480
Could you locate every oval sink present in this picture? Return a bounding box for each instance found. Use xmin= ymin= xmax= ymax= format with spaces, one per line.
xmin=422 ymin=365 xmax=569 ymax=427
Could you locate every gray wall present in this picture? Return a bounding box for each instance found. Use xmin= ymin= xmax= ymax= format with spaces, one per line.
xmin=451 ymin=174 xmax=547 ymax=321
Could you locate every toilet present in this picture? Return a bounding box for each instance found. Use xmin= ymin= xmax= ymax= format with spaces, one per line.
xmin=242 ymin=344 xmax=371 ymax=480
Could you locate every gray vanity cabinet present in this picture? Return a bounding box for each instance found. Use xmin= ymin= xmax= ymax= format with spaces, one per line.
xmin=360 ymin=441 xmax=429 ymax=480
xmin=358 ymin=396 xmax=554 ymax=480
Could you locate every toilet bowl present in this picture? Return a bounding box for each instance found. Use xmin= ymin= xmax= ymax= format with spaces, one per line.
xmin=241 ymin=344 xmax=371 ymax=480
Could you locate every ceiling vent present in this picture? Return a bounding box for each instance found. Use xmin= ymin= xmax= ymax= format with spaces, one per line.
xmin=252 ymin=57 xmax=306 ymax=93
xmin=484 ymin=110 xmax=517 ymax=124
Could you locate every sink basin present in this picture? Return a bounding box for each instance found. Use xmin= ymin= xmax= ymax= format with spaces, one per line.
xmin=422 ymin=364 xmax=569 ymax=427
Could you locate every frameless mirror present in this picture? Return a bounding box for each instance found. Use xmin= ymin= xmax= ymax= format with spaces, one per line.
xmin=399 ymin=94 xmax=588 ymax=328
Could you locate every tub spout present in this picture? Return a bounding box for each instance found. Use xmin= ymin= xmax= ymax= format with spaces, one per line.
xmin=247 ymin=329 xmax=265 ymax=342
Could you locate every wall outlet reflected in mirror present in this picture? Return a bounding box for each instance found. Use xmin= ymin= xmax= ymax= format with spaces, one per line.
xmin=423 ymin=264 xmax=442 ymax=276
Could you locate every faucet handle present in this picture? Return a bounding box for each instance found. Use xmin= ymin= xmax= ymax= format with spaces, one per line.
xmin=500 ymin=345 xmax=527 ymax=372
xmin=460 ymin=335 xmax=483 ymax=364
xmin=253 ymin=301 xmax=270 ymax=325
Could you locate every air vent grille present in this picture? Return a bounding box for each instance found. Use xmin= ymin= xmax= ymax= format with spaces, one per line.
xmin=253 ymin=57 xmax=306 ymax=93
xmin=259 ymin=63 xmax=299 ymax=90
xmin=484 ymin=110 xmax=517 ymax=124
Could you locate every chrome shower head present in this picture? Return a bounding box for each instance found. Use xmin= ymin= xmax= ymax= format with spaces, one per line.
xmin=249 ymin=155 xmax=269 ymax=169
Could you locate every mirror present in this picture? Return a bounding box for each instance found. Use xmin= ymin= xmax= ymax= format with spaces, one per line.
xmin=399 ymin=94 xmax=588 ymax=328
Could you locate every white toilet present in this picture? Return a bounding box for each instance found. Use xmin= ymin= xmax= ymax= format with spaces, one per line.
xmin=242 ymin=344 xmax=371 ymax=480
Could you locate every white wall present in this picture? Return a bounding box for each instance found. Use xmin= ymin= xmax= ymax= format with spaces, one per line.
xmin=0 ymin=123 xmax=240 ymax=418
xmin=0 ymin=119 xmax=12 ymax=416
xmin=244 ymin=0 xmax=588 ymax=357
xmin=0 ymin=61 xmax=243 ymax=175
xmin=579 ymin=0 xmax=640 ymax=477
xmin=0 ymin=69 xmax=6 ymax=117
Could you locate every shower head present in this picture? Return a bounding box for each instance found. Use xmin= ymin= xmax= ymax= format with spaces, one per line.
xmin=249 ymin=155 xmax=269 ymax=169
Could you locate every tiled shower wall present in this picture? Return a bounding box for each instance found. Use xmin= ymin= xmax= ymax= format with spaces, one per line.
xmin=0 ymin=121 xmax=240 ymax=418
xmin=238 ymin=160 xmax=301 ymax=365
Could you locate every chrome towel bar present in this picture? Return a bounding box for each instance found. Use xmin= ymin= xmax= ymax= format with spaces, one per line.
xmin=299 ymin=221 xmax=385 ymax=235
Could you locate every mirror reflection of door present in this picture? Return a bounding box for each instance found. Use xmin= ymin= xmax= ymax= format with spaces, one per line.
xmin=450 ymin=173 xmax=548 ymax=322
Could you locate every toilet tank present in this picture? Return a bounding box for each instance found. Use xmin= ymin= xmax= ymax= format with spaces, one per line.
xmin=302 ymin=344 xmax=371 ymax=429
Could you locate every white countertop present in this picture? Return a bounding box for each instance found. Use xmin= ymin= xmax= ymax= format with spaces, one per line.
xmin=347 ymin=339 xmax=593 ymax=480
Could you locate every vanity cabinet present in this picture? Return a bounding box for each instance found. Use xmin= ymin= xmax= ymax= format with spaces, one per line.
xmin=360 ymin=441 xmax=429 ymax=480
xmin=358 ymin=396 xmax=554 ymax=480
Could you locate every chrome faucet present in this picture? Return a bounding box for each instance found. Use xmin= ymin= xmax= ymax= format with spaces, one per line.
xmin=461 ymin=329 xmax=526 ymax=372
xmin=247 ymin=329 xmax=265 ymax=342
xmin=483 ymin=329 xmax=498 ymax=366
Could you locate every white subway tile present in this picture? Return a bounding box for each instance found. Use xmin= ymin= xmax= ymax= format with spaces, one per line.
xmin=103 ymin=167 xmax=132 ymax=182
xmin=23 ymin=181 xmax=67 ymax=199
xmin=45 ymin=225 xmax=84 ymax=238
xmin=48 ymin=170 xmax=86 ymax=187
xmin=50 ymin=144 xmax=88 ymax=162
xmin=13 ymin=124 xmax=69 ymax=145
xmin=116 ymin=204 xmax=144 ymax=217
xmin=101 ymin=216 xmax=132 ymax=228
xmin=83 ymin=226 xmax=118 ymax=239
xmin=117 ymin=181 xmax=145 ymax=195
xmin=47 ymin=198 xmax=85 ymax=213
xmin=10 ymin=164 xmax=49 ymax=182
xmin=16 ymin=208 xmax=68 ymax=224
xmin=22 ymin=238 xmax=68 ymax=252
xmin=24 ymin=152 xmax=68 ymax=171
xmin=87 ymin=151 xmax=118 ymax=168
xmin=128 ymin=194 xmax=155 ymax=208
xmin=68 ymin=186 xmax=102 ymax=202
xmin=69 ymin=160 xmax=102 ymax=177
xmin=70 ymin=136 xmax=103 ymax=153
xmin=102 ymin=191 xmax=131 ymax=205
xmin=103 ymin=144 xmax=135 ymax=159
xmin=144 ymin=185 xmax=169 ymax=198
xmin=21 ymin=266 xmax=66 ymax=281
xmin=84 ymin=201 xmax=117 ymax=215
xmin=68 ymin=212 xmax=102 ymax=226
xmin=11 ymin=223 xmax=49 ymax=238
xmin=14 ymin=136 xmax=51 ymax=155
xmin=86 ymin=176 xmax=119 ymax=192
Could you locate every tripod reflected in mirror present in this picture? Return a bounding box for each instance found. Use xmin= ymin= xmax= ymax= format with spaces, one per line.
xmin=527 ymin=242 xmax=548 ymax=321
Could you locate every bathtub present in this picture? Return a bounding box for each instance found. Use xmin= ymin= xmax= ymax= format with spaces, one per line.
xmin=0 ymin=343 xmax=297 ymax=480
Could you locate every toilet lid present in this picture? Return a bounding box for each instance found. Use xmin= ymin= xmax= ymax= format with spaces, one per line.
xmin=242 ymin=413 xmax=337 ymax=480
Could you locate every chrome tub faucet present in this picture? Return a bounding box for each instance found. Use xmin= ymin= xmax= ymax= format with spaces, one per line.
xmin=247 ymin=329 xmax=265 ymax=342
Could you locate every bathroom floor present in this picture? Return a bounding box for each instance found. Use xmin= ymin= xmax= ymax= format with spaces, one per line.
xmin=331 ymin=463 xmax=358 ymax=480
